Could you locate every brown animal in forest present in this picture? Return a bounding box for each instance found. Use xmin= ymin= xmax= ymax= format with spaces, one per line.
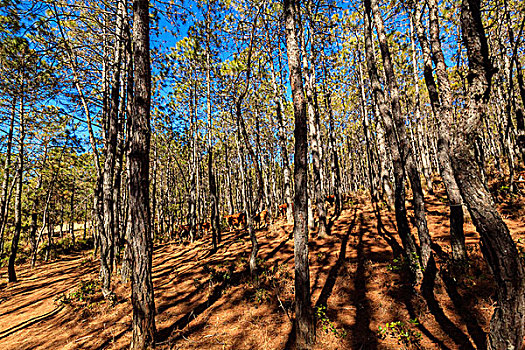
xmin=278 ymin=203 xmax=294 ymax=217
xmin=253 ymin=209 xmax=269 ymax=229
xmin=325 ymin=195 xmax=336 ymax=205
xmin=225 ymin=212 xmax=246 ymax=230
xmin=172 ymin=224 xmax=190 ymax=240
xmin=199 ymin=221 xmax=211 ymax=232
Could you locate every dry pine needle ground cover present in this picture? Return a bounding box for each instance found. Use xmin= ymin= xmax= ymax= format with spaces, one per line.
xmin=1 ymin=189 xmax=524 ymax=349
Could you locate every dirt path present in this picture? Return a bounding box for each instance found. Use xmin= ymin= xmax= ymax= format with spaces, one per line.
xmin=0 ymin=193 xmax=524 ymax=349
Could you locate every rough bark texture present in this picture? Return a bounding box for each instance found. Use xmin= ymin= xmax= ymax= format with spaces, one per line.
xmin=363 ymin=0 xmax=420 ymax=278
xmin=299 ymin=21 xmax=327 ymax=237
xmin=284 ymin=0 xmax=315 ymax=347
xmin=369 ymin=0 xmax=432 ymax=274
xmin=411 ymin=0 xmax=467 ymax=262
xmin=129 ymin=0 xmax=156 ymax=347
xmin=455 ymin=0 xmax=525 ymax=348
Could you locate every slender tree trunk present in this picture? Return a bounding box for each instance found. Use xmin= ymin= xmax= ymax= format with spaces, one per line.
xmin=120 ymin=21 xmax=134 ymax=283
xmin=0 ymin=97 xmax=16 ymax=255
xmin=31 ymin=163 xmax=59 ymax=268
xmin=101 ymin=0 xmax=126 ymax=297
xmin=235 ymin=124 xmax=258 ymax=274
xmin=363 ymin=0 xmax=420 ymax=279
xmin=356 ymin=56 xmax=379 ymax=204
xmin=129 ymin=0 xmax=156 ymax=346
xmin=325 ymin=89 xmax=342 ymax=215
xmin=267 ymin=50 xmax=293 ymax=223
xmin=284 ymin=0 xmax=315 ymax=346
xmin=205 ymin=3 xmax=220 ymax=248
xmin=370 ymin=0 xmax=432 ymax=274
xmin=299 ymin=16 xmax=327 ymax=237
xmin=374 ymin=108 xmax=394 ymax=209
xmin=8 ymin=94 xmax=24 ymax=282
xmin=409 ymin=18 xmax=433 ymax=194
xmin=69 ymin=187 xmax=75 ymax=246
xmin=412 ymin=0 xmax=467 ymax=262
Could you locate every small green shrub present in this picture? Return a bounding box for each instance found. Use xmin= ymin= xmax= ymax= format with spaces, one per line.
xmin=387 ymin=253 xmax=422 ymax=274
xmin=55 ymin=279 xmax=101 ymax=308
xmin=378 ymin=319 xmax=422 ymax=349
xmin=316 ymin=305 xmax=347 ymax=338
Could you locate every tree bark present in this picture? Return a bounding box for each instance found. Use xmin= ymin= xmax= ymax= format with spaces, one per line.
xmin=363 ymin=0 xmax=420 ymax=279
xmin=298 ymin=13 xmax=327 ymax=237
xmin=284 ymin=0 xmax=315 ymax=347
xmin=205 ymin=3 xmax=220 ymax=248
xmin=8 ymin=93 xmax=24 ymax=283
xmin=369 ymin=0 xmax=432 ymax=274
xmin=455 ymin=0 xmax=525 ymax=348
xmin=129 ymin=0 xmax=156 ymax=346
xmin=0 ymin=97 xmax=16 ymax=255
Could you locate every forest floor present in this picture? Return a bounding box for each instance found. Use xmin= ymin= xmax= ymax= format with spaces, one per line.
xmin=1 ymin=187 xmax=525 ymax=349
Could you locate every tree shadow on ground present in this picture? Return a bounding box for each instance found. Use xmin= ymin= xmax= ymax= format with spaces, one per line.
xmin=315 ymin=206 xmax=357 ymax=309
xmin=155 ymin=268 xmax=250 ymax=344
xmin=421 ymin=257 xmax=476 ymax=349
xmin=387 ymin=282 xmax=453 ymax=350
xmin=440 ymin=268 xmax=487 ymax=350
xmin=350 ymin=212 xmax=378 ymax=349
xmin=372 ymin=202 xmax=403 ymax=259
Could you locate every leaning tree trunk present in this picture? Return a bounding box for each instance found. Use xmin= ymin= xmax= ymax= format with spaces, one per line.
xmin=409 ymin=19 xmax=433 ymax=194
xmin=129 ymin=0 xmax=156 ymax=346
xmin=284 ymin=0 xmax=315 ymax=347
xmin=453 ymin=0 xmax=525 ymax=348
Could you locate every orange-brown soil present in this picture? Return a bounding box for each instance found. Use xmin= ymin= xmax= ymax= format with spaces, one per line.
xmin=1 ymin=190 xmax=524 ymax=349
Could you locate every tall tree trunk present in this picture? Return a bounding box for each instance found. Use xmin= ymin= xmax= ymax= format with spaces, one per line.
xmin=129 ymin=0 xmax=156 ymax=346
xmin=325 ymin=89 xmax=342 ymax=215
xmin=369 ymin=0 xmax=432 ymax=274
xmin=299 ymin=15 xmax=327 ymax=237
xmin=409 ymin=18 xmax=433 ymax=194
xmin=265 ymin=31 xmax=293 ymax=224
xmin=30 ymin=148 xmax=48 ymax=255
xmin=120 ymin=20 xmax=134 ymax=283
xmin=8 ymin=93 xmax=25 ymax=283
xmin=0 ymin=97 xmax=16 ymax=255
xmin=411 ymin=0 xmax=467 ymax=262
xmin=205 ymin=3 xmax=220 ymax=248
xmin=356 ymin=56 xmax=379 ymax=204
xmin=374 ymin=107 xmax=394 ymax=209
xmin=452 ymin=1 xmax=525 ymax=348
xmin=363 ymin=0 xmax=420 ymax=279
xmin=235 ymin=123 xmax=258 ymax=274
xmin=101 ymin=0 xmax=126 ymax=297
xmin=69 ymin=187 xmax=76 ymax=246
xmin=284 ymin=0 xmax=315 ymax=347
